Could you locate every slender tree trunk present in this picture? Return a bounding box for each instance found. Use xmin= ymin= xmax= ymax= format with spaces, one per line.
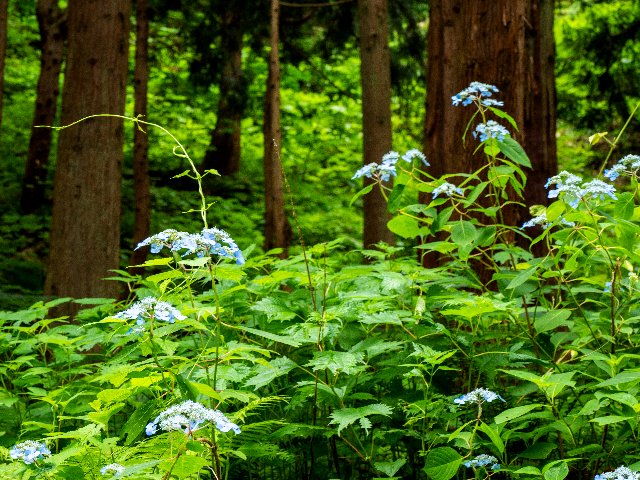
xmin=201 ymin=1 xmax=244 ymax=176
xmin=424 ymin=0 xmax=556 ymax=227
xmin=0 ymin=0 xmax=8 ymax=129
xmin=357 ymin=0 xmax=394 ymax=248
xmin=45 ymin=0 xmax=131 ymax=310
xmin=263 ymin=0 xmax=291 ymax=253
xmin=128 ymin=0 xmax=151 ymax=273
xmin=20 ymin=0 xmax=66 ymax=214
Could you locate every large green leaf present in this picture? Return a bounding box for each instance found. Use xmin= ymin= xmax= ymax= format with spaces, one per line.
xmin=495 ymin=404 xmax=543 ymax=425
xmin=498 ymin=137 xmax=531 ymax=168
xmin=423 ymin=447 xmax=462 ymax=480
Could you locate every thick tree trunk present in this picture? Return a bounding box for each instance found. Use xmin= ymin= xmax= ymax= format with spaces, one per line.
xmin=201 ymin=1 xmax=244 ymax=176
xmin=263 ymin=0 xmax=291 ymax=253
xmin=45 ymin=0 xmax=131 ymax=309
xmin=0 ymin=0 xmax=8 ymax=129
xmin=357 ymin=0 xmax=394 ymax=248
xmin=128 ymin=0 xmax=151 ymax=273
xmin=424 ymin=0 xmax=556 ymax=227
xmin=20 ymin=0 xmax=66 ymax=214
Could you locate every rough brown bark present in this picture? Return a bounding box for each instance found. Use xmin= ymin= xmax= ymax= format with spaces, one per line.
xmin=45 ymin=0 xmax=131 ymax=309
xmin=263 ymin=0 xmax=291 ymax=253
xmin=424 ymin=0 xmax=557 ymax=227
xmin=357 ymin=0 xmax=394 ymax=248
xmin=0 ymin=0 xmax=8 ymax=129
xmin=128 ymin=0 xmax=151 ymax=273
xmin=20 ymin=0 xmax=66 ymax=214
xmin=201 ymin=1 xmax=244 ymax=176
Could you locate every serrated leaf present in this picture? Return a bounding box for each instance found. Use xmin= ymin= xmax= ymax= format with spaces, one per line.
xmin=423 ymin=447 xmax=462 ymax=480
xmin=306 ymin=351 xmax=365 ymax=375
xmin=543 ymin=462 xmax=569 ymax=480
xmin=498 ymin=137 xmax=531 ymax=168
xmin=374 ymin=459 xmax=406 ymax=477
xmin=534 ymin=309 xmax=572 ymax=334
xmin=329 ymin=404 xmax=393 ymax=434
xmin=238 ymin=326 xmax=301 ymax=347
xmin=121 ymin=399 xmax=161 ymax=445
xmin=244 ymin=357 xmax=298 ymax=390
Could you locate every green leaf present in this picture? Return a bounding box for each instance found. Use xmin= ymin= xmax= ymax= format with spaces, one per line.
xmin=374 ymin=459 xmax=406 ymax=477
xmin=423 ymin=447 xmax=462 ymax=480
xmin=329 ymin=404 xmax=393 ymax=434
xmin=543 ymin=462 xmax=569 ymax=480
xmin=478 ymin=422 xmax=504 ymax=454
xmin=488 ymin=107 xmax=519 ymax=131
xmin=244 ymin=357 xmax=298 ymax=390
xmin=121 ymin=400 xmax=161 ymax=445
xmin=306 ymin=351 xmax=365 ymax=375
xmin=513 ymin=466 xmax=542 ymax=475
xmin=160 ymin=455 xmax=208 ymax=479
xmin=590 ymin=415 xmax=634 ymax=425
xmin=450 ymin=221 xmax=478 ymax=246
xmin=350 ymin=183 xmax=374 ymax=206
xmin=507 ymin=265 xmax=538 ymax=290
xmin=387 ymin=184 xmax=406 ymax=212
xmin=545 ymin=201 xmax=565 ymax=222
xmin=238 ymin=326 xmax=302 ymax=347
xmin=534 ymin=309 xmax=572 ymax=334
xmin=518 ymin=442 xmax=556 ymax=460
xmin=616 ymin=192 xmax=635 ymax=220
xmin=387 ymin=215 xmax=428 ymax=239
xmin=597 ymin=371 xmax=640 ymax=388
xmin=494 ymin=404 xmax=543 ymax=425
xmin=498 ymin=137 xmax=531 ymax=168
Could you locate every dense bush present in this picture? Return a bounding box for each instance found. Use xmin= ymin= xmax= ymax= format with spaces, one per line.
xmin=2 ymin=84 xmax=640 ymax=480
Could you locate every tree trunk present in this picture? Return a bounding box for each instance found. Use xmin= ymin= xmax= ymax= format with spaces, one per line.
xmin=45 ymin=0 xmax=131 ymax=310
xmin=20 ymin=0 xmax=66 ymax=214
xmin=128 ymin=0 xmax=151 ymax=273
xmin=201 ymin=1 xmax=244 ymax=176
xmin=357 ymin=0 xmax=394 ymax=248
xmin=0 ymin=0 xmax=8 ymax=129
xmin=263 ymin=0 xmax=291 ymax=253
xmin=424 ymin=0 xmax=556 ymax=227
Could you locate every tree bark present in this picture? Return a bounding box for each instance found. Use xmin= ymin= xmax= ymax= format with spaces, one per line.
xmin=0 ymin=0 xmax=8 ymax=130
xmin=263 ymin=0 xmax=291 ymax=253
xmin=424 ymin=0 xmax=556 ymax=228
xmin=201 ymin=1 xmax=244 ymax=176
xmin=45 ymin=0 xmax=131 ymax=310
xmin=20 ymin=0 xmax=66 ymax=214
xmin=128 ymin=0 xmax=151 ymax=273
xmin=357 ymin=0 xmax=394 ymax=248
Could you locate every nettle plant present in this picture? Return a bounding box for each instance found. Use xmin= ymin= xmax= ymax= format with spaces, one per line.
xmin=2 ymin=87 xmax=640 ymax=480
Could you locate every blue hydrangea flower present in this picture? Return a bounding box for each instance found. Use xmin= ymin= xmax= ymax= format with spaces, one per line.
xmin=451 ymin=82 xmax=500 ymax=107
xmin=146 ymin=400 xmax=240 ymax=437
xmin=10 ymin=441 xmax=51 ymax=465
xmin=604 ymin=281 xmax=612 ymax=293
xmin=454 ymin=388 xmax=505 ymax=406
xmin=353 ymin=149 xmax=427 ymax=182
xmin=432 ymin=182 xmax=463 ymax=199
xmin=604 ymin=154 xmax=640 ymax=181
xmin=137 ymin=228 xmax=244 ymax=265
xmin=581 ymin=179 xmax=617 ymax=202
xmin=594 ymin=466 xmax=640 ymax=480
xmin=114 ymin=297 xmax=185 ymax=334
xmin=545 ymin=171 xmax=584 ymax=208
xmin=464 ymin=454 xmax=500 ymax=471
xmin=101 ymin=463 xmax=125 ymax=477
xmin=402 ymin=149 xmax=430 ymax=166
xmin=473 ymin=120 xmax=510 ymax=142
xmin=522 ymin=213 xmax=549 ymax=229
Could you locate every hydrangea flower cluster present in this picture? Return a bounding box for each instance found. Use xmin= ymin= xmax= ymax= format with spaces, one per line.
xmin=605 ymin=154 xmax=640 ymax=181
xmin=454 ymin=388 xmax=505 ymax=406
xmin=145 ymin=400 xmax=241 ymax=436
xmin=451 ymin=82 xmax=503 ymax=107
xmin=352 ymin=149 xmax=429 ymax=182
xmin=594 ymin=466 xmax=640 ymax=480
xmin=432 ymin=182 xmax=464 ymax=199
xmin=464 ymin=454 xmax=500 ymax=471
xmin=136 ymin=227 xmax=244 ymax=265
xmin=545 ymin=171 xmax=617 ymax=208
xmin=521 ymin=212 xmax=575 ymax=229
xmin=114 ymin=297 xmax=185 ymax=334
xmin=10 ymin=441 xmax=51 ymax=465
xmin=473 ymin=120 xmax=510 ymax=142
xmin=101 ymin=463 xmax=125 ymax=477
